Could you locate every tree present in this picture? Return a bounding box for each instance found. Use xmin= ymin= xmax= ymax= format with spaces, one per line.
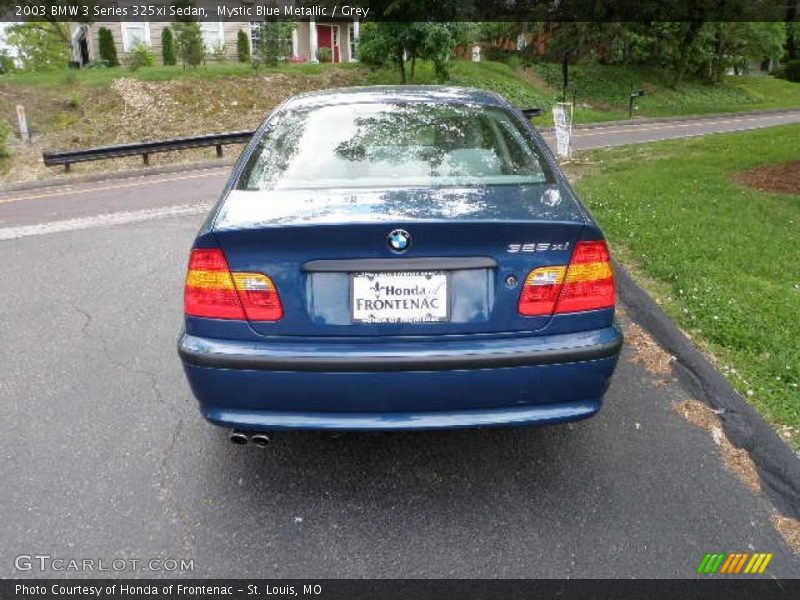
xmin=254 ymin=22 xmax=295 ymax=68
xmin=237 ymin=29 xmax=250 ymax=63
xmin=171 ymin=0 xmax=204 ymax=66
xmin=0 ymin=50 xmax=15 ymax=74
xmin=161 ymin=27 xmax=176 ymax=65
xmin=5 ymin=22 xmax=70 ymax=71
xmin=98 ymin=26 xmax=119 ymax=67
xmin=711 ymin=22 xmax=785 ymax=79
xmin=786 ymin=3 xmax=798 ymax=61
xmin=174 ymin=21 xmax=204 ymax=67
xmin=357 ymin=22 xmax=463 ymax=83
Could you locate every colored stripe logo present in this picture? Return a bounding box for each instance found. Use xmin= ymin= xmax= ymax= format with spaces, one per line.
xmin=696 ymin=552 xmax=773 ymax=574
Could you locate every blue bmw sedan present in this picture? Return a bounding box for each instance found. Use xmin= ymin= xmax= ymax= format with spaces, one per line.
xmin=178 ymin=86 xmax=622 ymax=441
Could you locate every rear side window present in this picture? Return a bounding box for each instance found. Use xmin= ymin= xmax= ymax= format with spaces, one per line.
xmin=238 ymin=102 xmax=553 ymax=191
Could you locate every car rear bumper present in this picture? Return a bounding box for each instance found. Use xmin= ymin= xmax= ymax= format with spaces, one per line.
xmin=178 ymin=326 xmax=622 ymax=431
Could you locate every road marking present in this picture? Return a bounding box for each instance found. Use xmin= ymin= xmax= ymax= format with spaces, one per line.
xmin=570 ymin=115 xmax=795 ymax=138
xmin=0 ymin=203 xmax=212 ymax=241
xmin=539 ymin=114 xmax=797 ymax=140
xmin=0 ymin=168 xmax=227 ymax=205
xmin=577 ymin=123 xmax=774 ymax=149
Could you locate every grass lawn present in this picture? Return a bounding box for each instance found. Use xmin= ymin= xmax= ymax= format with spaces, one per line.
xmin=366 ymin=60 xmax=550 ymax=108
xmin=367 ymin=60 xmax=800 ymax=125
xmin=0 ymin=61 xmax=363 ymax=88
xmin=529 ymin=62 xmax=800 ymax=120
xmin=2 ymin=59 xmax=798 ymax=129
xmin=365 ymin=60 xmax=622 ymax=125
xmin=569 ymin=124 xmax=800 ymax=447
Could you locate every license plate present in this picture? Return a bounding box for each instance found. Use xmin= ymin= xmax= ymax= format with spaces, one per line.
xmin=351 ymin=271 xmax=449 ymax=324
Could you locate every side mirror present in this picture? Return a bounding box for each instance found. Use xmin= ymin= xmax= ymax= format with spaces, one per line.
xmin=521 ymin=108 xmax=542 ymax=118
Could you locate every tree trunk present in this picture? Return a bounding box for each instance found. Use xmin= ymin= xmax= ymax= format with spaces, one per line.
xmin=410 ymin=53 xmax=417 ymax=81
xmin=711 ymin=23 xmax=724 ymax=84
xmin=672 ymin=21 xmax=704 ymax=87
xmin=397 ymin=48 xmax=406 ymax=84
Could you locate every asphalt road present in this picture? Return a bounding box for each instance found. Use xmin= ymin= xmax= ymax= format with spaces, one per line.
xmin=1 ymin=112 xmax=799 ymax=578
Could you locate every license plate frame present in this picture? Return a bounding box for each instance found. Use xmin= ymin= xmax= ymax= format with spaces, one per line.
xmin=350 ymin=270 xmax=450 ymax=324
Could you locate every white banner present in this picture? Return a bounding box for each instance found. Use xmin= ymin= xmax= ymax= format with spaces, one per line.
xmin=552 ymin=103 xmax=573 ymax=159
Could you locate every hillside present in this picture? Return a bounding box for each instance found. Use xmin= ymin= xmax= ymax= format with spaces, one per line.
xmin=0 ymin=60 xmax=798 ymax=183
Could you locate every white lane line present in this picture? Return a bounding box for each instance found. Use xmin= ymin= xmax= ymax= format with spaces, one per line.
xmin=540 ymin=114 xmax=799 ymax=140
xmin=0 ymin=203 xmax=212 ymax=241
xmin=0 ymin=168 xmax=227 ymax=205
xmin=578 ymin=124 xmax=774 ymax=149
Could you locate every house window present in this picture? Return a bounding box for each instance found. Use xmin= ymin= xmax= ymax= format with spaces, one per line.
xmin=121 ymin=22 xmax=151 ymax=52
xmin=250 ymin=21 xmax=261 ymax=51
xmin=200 ymin=22 xmax=225 ymax=50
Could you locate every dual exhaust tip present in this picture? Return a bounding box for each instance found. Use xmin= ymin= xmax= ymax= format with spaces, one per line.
xmin=230 ymin=429 xmax=271 ymax=447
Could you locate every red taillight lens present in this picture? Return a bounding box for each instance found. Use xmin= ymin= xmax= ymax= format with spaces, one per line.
xmin=185 ymin=249 xmax=245 ymax=319
xmin=556 ymin=240 xmax=615 ymax=313
xmin=517 ymin=240 xmax=615 ymax=316
xmin=184 ymin=248 xmax=283 ymax=321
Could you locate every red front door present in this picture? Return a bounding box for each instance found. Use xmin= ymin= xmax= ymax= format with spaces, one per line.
xmin=316 ymin=25 xmax=339 ymax=63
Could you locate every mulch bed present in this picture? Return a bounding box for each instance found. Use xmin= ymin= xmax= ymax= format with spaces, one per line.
xmin=733 ymin=161 xmax=800 ymax=195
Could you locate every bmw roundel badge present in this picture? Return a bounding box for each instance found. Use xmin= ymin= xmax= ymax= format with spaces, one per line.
xmin=387 ymin=229 xmax=411 ymax=253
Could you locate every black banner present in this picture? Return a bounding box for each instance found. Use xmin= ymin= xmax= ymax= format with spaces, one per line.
xmin=5 ymin=580 xmax=800 ymax=600
xmin=0 ymin=0 xmax=797 ymax=22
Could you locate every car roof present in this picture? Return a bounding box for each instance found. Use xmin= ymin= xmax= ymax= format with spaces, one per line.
xmin=283 ymin=86 xmax=510 ymax=111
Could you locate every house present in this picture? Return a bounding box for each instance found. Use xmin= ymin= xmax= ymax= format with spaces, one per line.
xmin=70 ymin=19 xmax=360 ymax=66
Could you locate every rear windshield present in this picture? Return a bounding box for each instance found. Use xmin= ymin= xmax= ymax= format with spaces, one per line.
xmin=237 ymin=102 xmax=553 ymax=191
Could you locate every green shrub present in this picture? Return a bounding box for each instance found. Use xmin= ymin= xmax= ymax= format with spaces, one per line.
xmin=98 ymin=27 xmax=119 ymax=67
xmin=0 ymin=50 xmax=14 ymax=74
xmin=174 ymin=22 xmax=205 ymax=67
xmin=0 ymin=120 xmax=11 ymax=160
xmin=253 ymin=22 xmax=295 ymax=68
xmin=68 ymin=91 xmax=81 ymax=109
xmin=210 ymin=43 xmax=227 ymax=62
xmin=161 ymin=27 xmax=176 ymax=65
xmin=126 ymin=43 xmax=154 ymax=71
xmin=316 ymin=47 xmax=332 ymax=63
xmin=483 ymin=47 xmax=513 ymax=63
xmin=784 ymin=60 xmax=800 ymax=83
xmin=237 ymin=29 xmax=250 ymax=63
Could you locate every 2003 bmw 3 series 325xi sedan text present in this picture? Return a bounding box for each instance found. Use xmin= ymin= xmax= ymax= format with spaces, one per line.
xmin=177 ymin=86 xmax=623 ymax=438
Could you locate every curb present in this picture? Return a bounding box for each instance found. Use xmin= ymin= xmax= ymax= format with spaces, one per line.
xmin=0 ymin=159 xmax=235 ymax=194
xmin=615 ymin=261 xmax=800 ymax=520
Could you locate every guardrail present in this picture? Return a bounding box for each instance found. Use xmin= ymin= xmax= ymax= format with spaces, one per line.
xmin=42 ymin=130 xmax=256 ymax=172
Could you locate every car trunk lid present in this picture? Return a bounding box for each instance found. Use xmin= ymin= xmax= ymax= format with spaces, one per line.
xmin=212 ymin=185 xmax=587 ymax=337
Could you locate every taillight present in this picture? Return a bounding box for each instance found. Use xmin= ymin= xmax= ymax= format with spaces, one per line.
xmin=231 ymin=272 xmax=283 ymax=321
xmin=518 ymin=240 xmax=614 ymax=316
xmin=184 ymin=248 xmax=283 ymax=321
xmin=556 ymin=240 xmax=614 ymax=313
xmin=518 ymin=266 xmax=567 ymax=316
